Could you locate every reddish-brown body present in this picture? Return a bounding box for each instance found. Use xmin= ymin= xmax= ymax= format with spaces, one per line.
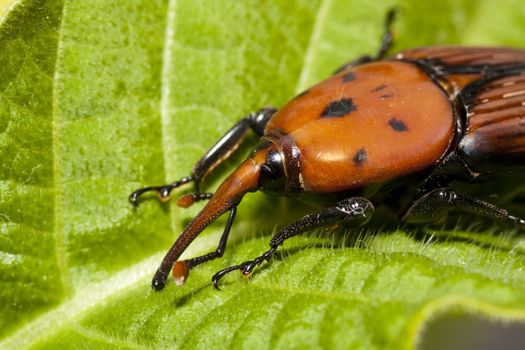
xmin=262 ymin=46 xmax=525 ymax=195
xmin=266 ymin=61 xmax=455 ymax=192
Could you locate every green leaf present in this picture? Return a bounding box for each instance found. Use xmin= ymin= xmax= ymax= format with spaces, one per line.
xmin=1 ymin=0 xmax=525 ymax=349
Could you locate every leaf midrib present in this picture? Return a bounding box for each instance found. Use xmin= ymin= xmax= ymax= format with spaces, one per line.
xmin=51 ymin=0 xmax=72 ymax=298
xmin=160 ymin=0 xmax=179 ymax=237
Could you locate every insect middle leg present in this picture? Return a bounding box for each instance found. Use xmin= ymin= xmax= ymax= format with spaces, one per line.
xmin=333 ymin=8 xmax=397 ymax=74
xmin=403 ymin=187 xmax=525 ymax=229
xmin=129 ymin=107 xmax=277 ymax=206
xmin=211 ymin=197 xmax=374 ymax=289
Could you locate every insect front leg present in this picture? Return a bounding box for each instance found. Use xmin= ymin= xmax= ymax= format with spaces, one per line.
xmin=333 ymin=8 xmax=397 ymax=74
xmin=211 ymin=197 xmax=374 ymax=289
xmin=403 ymin=187 xmax=525 ymax=229
xmin=170 ymin=206 xmax=238 ymax=285
xmin=129 ymin=107 xmax=277 ymax=206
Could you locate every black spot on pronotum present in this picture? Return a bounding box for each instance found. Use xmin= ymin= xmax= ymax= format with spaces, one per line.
xmin=371 ymin=84 xmax=387 ymax=92
xmin=342 ymin=72 xmax=356 ymax=83
xmin=353 ymin=148 xmax=367 ymax=165
xmin=294 ymin=90 xmax=309 ymax=99
xmin=388 ymin=118 xmax=408 ymax=132
xmin=320 ymin=98 xmax=357 ymax=118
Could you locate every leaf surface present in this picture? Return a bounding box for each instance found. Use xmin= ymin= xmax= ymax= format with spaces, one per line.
xmin=1 ymin=0 xmax=524 ymax=349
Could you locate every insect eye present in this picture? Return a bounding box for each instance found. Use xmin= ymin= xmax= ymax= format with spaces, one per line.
xmin=260 ymin=164 xmax=275 ymax=177
xmin=259 ymin=150 xmax=286 ymax=194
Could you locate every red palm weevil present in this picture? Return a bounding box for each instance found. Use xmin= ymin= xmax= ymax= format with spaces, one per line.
xmin=130 ymin=10 xmax=525 ymax=290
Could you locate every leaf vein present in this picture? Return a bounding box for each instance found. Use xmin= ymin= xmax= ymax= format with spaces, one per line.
xmin=0 ymin=93 xmax=40 ymax=119
xmin=0 ymin=254 xmax=163 ymax=349
xmin=51 ymin=0 xmax=73 ymax=297
xmin=160 ymin=0 xmax=178 ymax=236
xmin=72 ymin=324 xmax=148 ymax=350
xmin=295 ymin=0 xmax=333 ymax=93
xmin=0 ymin=0 xmax=21 ymax=26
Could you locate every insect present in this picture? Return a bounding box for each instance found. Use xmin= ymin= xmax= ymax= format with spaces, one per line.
xmin=130 ymin=10 xmax=525 ymax=291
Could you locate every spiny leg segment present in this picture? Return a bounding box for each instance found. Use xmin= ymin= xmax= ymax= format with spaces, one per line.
xmin=129 ymin=107 xmax=277 ymax=206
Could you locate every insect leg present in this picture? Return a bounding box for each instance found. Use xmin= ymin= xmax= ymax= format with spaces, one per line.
xmin=333 ymin=8 xmax=397 ymax=74
xmin=375 ymin=8 xmax=397 ymax=60
xmin=170 ymin=206 xmax=237 ymax=286
xmin=211 ymin=197 xmax=374 ymax=289
xmin=129 ymin=107 xmax=277 ymax=206
xmin=403 ymin=187 xmax=525 ymax=229
xmin=187 ymin=206 xmax=236 ymax=267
